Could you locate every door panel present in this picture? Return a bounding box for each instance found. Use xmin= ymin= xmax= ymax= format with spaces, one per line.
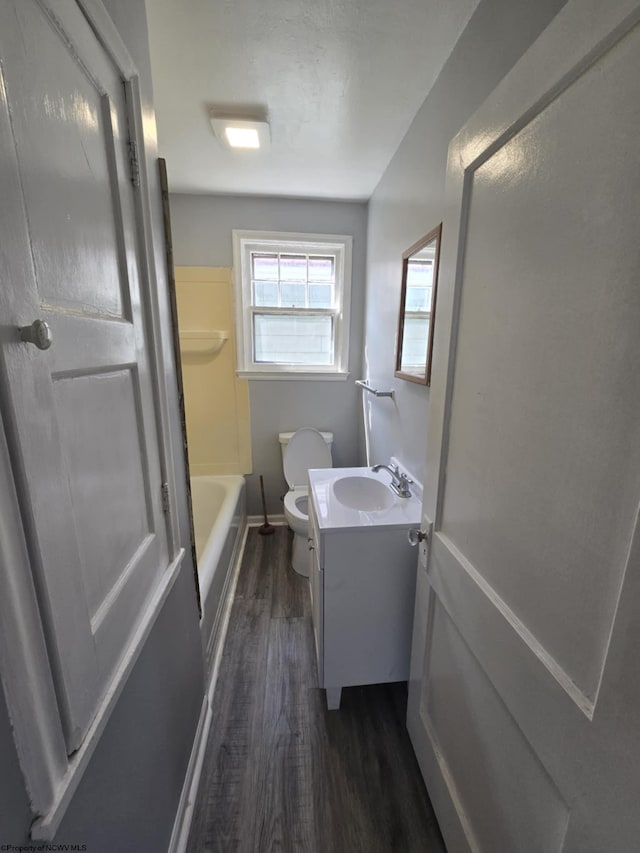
xmin=9 ymin=2 xmax=130 ymax=320
xmin=440 ymin=32 xmax=640 ymax=699
xmin=52 ymin=368 xmax=153 ymax=617
xmin=0 ymin=0 xmax=169 ymax=751
xmin=408 ymin=3 xmax=640 ymax=851
xmin=423 ymin=601 xmax=569 ymax=853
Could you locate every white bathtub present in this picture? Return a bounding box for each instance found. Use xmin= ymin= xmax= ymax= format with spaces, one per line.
xmin=190 ymin=475 xmax=246 ymax=670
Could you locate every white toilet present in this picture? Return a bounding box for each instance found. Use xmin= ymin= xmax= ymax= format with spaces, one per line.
xmin=279 ymin=428 xmax=333 ymax=577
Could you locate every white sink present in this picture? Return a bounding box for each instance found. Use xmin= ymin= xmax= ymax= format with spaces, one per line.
xmin=309 ymin=466 xmax=421 ymax=531
xmin=332 ymin=475 xmax=395 ymax=512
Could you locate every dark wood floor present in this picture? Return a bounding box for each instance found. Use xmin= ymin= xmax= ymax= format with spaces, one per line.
xmin=187 ymin=527 xmax=445 ymax=853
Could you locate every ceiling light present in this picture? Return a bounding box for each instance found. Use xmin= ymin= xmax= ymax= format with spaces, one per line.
xmin=225 ymin=126 xmax=260 ymax=148
xmin=209 ymin=114 xmax=270 ymax=151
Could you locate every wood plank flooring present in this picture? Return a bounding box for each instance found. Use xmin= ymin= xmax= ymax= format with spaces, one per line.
xmin=187 ymin=527 xmax=445 ymax=853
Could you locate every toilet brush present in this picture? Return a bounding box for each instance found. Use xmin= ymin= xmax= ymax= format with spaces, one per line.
xmin=258 ymin=474 xmax=275 ymax=536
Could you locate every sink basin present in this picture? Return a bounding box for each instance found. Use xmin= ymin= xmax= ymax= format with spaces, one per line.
xmin=332 ymin=476 xmax=394 ymax=512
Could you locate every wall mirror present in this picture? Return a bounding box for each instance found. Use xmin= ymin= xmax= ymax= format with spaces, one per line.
xmin=395 ymin=223 xmax=442 ymax=386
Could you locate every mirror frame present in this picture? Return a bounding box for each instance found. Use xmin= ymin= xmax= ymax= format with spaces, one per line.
xmin=394 ymin=223 xmax=442 ymax=386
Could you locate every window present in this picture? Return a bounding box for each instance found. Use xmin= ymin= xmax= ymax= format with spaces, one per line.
xmin=232 ymin=230 xmax=352 ymax=378
xmin=402 ymin=255 xmax=433 ymax=369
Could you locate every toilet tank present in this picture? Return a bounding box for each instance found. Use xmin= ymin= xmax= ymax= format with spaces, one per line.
xmin=278 ymin=430 xmax=334 ymax=468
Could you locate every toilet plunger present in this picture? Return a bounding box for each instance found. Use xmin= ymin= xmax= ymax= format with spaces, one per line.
xmin=258 ymin=474 xmax=275 ymax=536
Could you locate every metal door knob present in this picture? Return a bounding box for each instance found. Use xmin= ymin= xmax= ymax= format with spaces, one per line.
xmin=408 ymin=528 xmax=429 ymax=547
xmin=19 ymin=319 xmax=52 ymax=350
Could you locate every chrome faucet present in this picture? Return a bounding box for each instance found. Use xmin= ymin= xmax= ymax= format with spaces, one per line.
xmin=371 ymin=463 xmax=413 ymax=498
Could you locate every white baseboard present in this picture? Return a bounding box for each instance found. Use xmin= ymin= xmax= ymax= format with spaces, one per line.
xmin=167 ymin=694 xmax=210 ymax=853
xmin=167 ymin=524 xmax=249 ymax=853
xmin=247 ymin=513 xmax=287 ymax=526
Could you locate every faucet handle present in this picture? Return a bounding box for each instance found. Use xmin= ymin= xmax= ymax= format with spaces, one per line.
xmin=397 ymin=472 xmax=413 ymax=497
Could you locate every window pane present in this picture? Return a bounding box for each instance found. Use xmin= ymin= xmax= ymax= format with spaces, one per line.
xmin=253 ymin=281 xmax=279 ymax=306
xmin=281 ymin=283 xmax=306 ymax=307
xmin=252 ymin=253 xmax=278 ymax=280
xmin=254 ymin=313 xmax=333 ymax=365
xmin=309 ymin=284 xmax=332 ymax=308
xmin=308 ymin=256 xmax=334 ymax=282
xmin=406 ymin=259 xmax=433 ymax=287
xmin=279 ymin=255 xmax=307 ymax=281
xmin=400 ymin=316 xmax=429 ymax=372
xmin=405 ymin=285 xmax=431 ymax=312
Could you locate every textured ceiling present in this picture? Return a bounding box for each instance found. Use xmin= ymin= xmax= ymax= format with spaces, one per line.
xmin=145 ymin=0 xmax=479 ymax=199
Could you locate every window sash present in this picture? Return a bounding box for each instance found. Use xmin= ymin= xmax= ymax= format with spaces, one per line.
xmin=252 ymin=311 xmax=335 ymax=366
xmin=250 ymin=251 xmax=336 ymax=310
xmin=233 ymin=230 xmax=352 ymax=376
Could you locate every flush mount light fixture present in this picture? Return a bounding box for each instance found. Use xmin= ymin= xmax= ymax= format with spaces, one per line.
xmin=209 ymin=114 xmax=270 ymax=151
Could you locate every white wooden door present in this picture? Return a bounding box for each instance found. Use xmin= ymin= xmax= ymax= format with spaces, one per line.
xmin=407 ymin=2 xmax=640 ymax=851
xmin=0 ymin=0 xmax=170 ymax=752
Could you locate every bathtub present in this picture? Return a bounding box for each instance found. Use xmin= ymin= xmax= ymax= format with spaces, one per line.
xmin=190 ymin=475 xmax=246 ymax=671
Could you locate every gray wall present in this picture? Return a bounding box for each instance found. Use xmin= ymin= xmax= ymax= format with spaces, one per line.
xmin=170 ymin=193 xmax=368 ymax=515
xmin=363 ymin=0 xmax=568 ymax=486
xmin=0 ymin=1 xmax=205 ymax=850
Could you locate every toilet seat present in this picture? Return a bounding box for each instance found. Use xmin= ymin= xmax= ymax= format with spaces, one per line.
xmin=281 ymin=428 xmax=333 ymax=577
xmin=283 ymin=488 xmax=308 ymax=526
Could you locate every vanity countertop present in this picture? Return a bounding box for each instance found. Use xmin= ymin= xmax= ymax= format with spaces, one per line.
xmin=308 ymin=466 xmax=422 ymax=532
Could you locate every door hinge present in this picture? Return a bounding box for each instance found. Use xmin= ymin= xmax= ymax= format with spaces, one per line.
xmin=128 ymin=139 xmax=140 ymax=187
xmin=161 ymin=482 xmax=170 ymax=514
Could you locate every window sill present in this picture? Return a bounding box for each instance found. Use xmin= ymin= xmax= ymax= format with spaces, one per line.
xmin=236 ymin=370 xmax=350 ymax=382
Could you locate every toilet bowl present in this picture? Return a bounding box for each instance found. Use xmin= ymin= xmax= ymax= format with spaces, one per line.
xmin=279 ymin=428 xmax=333 ymax=577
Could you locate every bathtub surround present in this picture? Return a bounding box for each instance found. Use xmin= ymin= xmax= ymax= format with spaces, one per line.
xmin=175 ymin=266 xmax=252 ymax=476
xmin=169 ymin=194 xmax=368 ymax=517
xmin=363 ymin=0 xmax=569 ymax=485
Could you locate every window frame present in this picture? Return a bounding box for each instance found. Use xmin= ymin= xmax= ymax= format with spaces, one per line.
xmin=232 ymin=230 xmax=352 ymax=380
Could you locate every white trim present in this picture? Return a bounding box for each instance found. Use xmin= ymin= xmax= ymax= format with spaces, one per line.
xmin=167 ymin=695 xmax=210 ymax=853
xmin=74 ymin=0 xmax=137 ymax=77
xmin=31 ymin=549 xmax=185 ymax=840
xmin=232 ymin=230 xmax=352 ymax=376
xmin=237 ymin=370 xmax=349 ymax=381
xmin=247 ymin=514 xmax=287 ymax=526
xmin=123 ymin=75 xmax=181 ymax=557
xmin=168 ymin=525 xmax=249 ymax=853
xmin=0 ymin=413 xmax=68 ymax=816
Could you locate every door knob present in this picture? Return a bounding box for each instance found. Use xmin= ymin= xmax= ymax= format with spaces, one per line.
xmin=408 ymin=528 xmax=429 ymax=547
xmin=19 ymin=319 xmax=52 ymax=350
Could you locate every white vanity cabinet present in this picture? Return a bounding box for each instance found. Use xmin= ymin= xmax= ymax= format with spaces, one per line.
xmin=308 ymin=469 xmax=420 ymax=711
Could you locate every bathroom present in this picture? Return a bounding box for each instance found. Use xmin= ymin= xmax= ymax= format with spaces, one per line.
xmin=1 ymin=1 xmax=639 ymax=852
